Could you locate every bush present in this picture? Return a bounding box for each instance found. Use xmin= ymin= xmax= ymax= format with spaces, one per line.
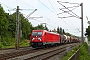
xmin=0 ymin=37 xmax=15 ymax=48
xmin=19 ymin=39 xmax=30 ymax=47
xmin=62 ymin=52 xmax=73 ymax=60
xmin=1 ymin=37 xmax=15 ymax=46
xmin=0 ymin=36 xmax=30 ymax=49
xmin=0 ymin=43 xmax=3 ymax=48
xmin=79 ymin=42 xmax=90 ymax=60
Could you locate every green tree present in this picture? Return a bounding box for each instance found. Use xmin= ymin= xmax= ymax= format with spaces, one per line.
xmin=34 ymin=24 xmax=44 ymax=30
xmin=19 ymin=13 xmax=32 ymax=39
xmin=85 ymin=26 xmax=90 ymax=36
xmin=62 ymin=29 xmax=65 ymax=34
xmin=7 ymin=12 xmax=33 ymax=39
xmin=57 ymin=26 xmax=60 ymax=33
xmin=60 ymin=27 xmax=63 ymax=34
xmin=44 ymin=25 xmax=48 ymax=31
xmin=6 ymin=13 xmax=16 ymax=37
xmin=0 ymin=5 xmax=8 ymax=38
xmin=85 ymin=26 xmax=90 ymax=41
xmin=65 ymin=32 xmax=71 ymax=36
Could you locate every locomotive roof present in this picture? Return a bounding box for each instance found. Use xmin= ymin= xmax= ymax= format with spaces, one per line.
xmin=32 ymin=30 xmax=59 ymax=35
xmin=32 ymin=30 xmax=47 ymax=32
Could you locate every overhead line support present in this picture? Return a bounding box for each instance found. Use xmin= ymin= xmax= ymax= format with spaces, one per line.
xmin=80 ymin=3 xmax=84 ymax=43
xmin=16 ymin=6 xmax=20 ymax=50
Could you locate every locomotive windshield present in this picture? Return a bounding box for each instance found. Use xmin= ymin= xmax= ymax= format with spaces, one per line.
xmin=32 ymin=32 xmax=42 ymax=36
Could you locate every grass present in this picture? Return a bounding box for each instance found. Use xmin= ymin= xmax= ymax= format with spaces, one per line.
xmin=0 ymin=38 xmax=30 ymax=49
xmin=62 ymin=45 xmax=81 ymax=60
xmin=79 ymin=42 xmax=90 ymax=60
xmin=19 ymin=39 xmax=30 ymax=47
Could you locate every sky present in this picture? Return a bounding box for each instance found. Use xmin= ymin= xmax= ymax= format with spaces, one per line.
xmin=0 ymin=0 xmax=90 ymax=37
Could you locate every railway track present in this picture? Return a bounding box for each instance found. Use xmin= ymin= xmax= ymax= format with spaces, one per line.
xmin=25 ymin=44 xmax=77 ymax=60
xmin=0 ymin=46 xmax=36 ymax=60
xmin=0 ymin=46 xmax=50 ymax=60
xmin=0 ymin=46 xmax=32 ymax=54
xmin=0 ymin=46 xmax=30 ymax=50
xmin=0 ymin=43 xmax=80 ymax=60
xmin=25 ymin=46 xmax=67 ymax=60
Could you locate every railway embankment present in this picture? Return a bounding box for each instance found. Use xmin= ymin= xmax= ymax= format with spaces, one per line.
xmin=88 ymin=41 xmax=90 ymax=55
xmin=62 ymin=42 xmax=90 ymax=60
xmin=78 ymin=42 xmax=90 ymax=60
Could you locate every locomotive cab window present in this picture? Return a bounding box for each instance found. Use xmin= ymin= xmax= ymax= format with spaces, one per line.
xmin=32 ymin=32 xmax=42 ymax=36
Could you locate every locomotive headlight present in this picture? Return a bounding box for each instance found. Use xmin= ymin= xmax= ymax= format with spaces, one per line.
xmin=32 ymin=38 xmax=35 ymax=41
xmin=38 ymin=38 xmax=42 ymax=41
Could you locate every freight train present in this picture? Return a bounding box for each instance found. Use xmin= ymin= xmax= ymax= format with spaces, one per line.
xmin=30 ymin=30 xmax=81 ymax=48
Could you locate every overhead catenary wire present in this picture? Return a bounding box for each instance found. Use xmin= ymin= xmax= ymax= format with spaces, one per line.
xmin=58 ymin=8 xmax=80 ymax=19
xmin=47 ymin=0 xmax=57 ymax=13
xmin=57 ymin=1 xmax=80 ymax=19
xmin=0 ymin=2 xmax=13 ymax=9
xmin=57 ymin=5 xmax=79 ymax=15
xmin=17 ymin=0 xmax=34 ymax=9
xmin=0 ymin=2 xmax=15 ymax=13
xmin=61 ymin=5 xmax=80 ymax=10
xmin=57 ymin=2 xmax=80 ymax=19
xmin=57 ymin=1 xmax=80 ymax=5
xmin=60 ymin=18 xmax=76 ymax=31
xmin=60 ymin=5 xmax=80 ymax=13
xmin=38 ymin=0 xmax=57 ymax=15
xmin=68 ymin=18 xmax=81 ymax=33
xmin=20 ymin=9 xmax=57 ymax=29
xmin=68 ymin=19 xmax=78 ymax=28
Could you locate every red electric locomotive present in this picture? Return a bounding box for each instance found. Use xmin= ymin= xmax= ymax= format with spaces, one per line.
xmin=30 ymin=30 xmax=60 ymax=48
